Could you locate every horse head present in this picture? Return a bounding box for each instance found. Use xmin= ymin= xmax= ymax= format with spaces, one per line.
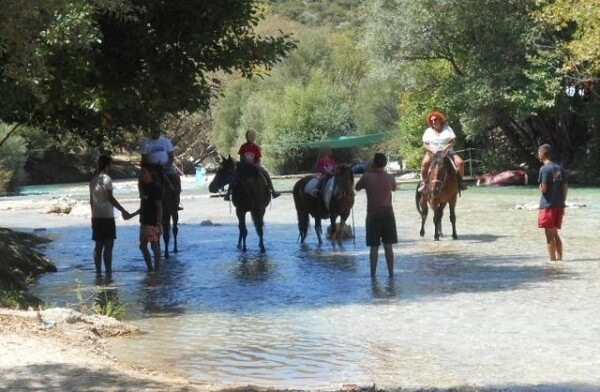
xmin=209 ymin=154 xmax=236 ymax=193
xmin=332 ymin=163 xmax=355 ymax=201
xmin=429 ymin=150 xmax=451 ymax=196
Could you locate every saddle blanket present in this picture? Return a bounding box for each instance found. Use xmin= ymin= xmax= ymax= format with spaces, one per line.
xmin=304 ymin=176 xmax=335 ymax=210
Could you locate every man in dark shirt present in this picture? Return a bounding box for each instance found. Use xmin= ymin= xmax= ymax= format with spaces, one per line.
xmin=537 ymin=144 xmax=568 ymax=261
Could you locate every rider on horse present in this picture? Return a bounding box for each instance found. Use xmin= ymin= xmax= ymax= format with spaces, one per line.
xmin=305 ymin=148 xmax=337 ymax=199
xmin=224 ymin=130 xmax=280 ymax=201
xmin=418 ymin=111 xmax=468 ymax=192
xmin=140 ymin=125 xmax=183 ymax=210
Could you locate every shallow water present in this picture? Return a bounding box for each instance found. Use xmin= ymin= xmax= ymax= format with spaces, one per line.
xmin=23 ymin=180 xmax=600 ymax=390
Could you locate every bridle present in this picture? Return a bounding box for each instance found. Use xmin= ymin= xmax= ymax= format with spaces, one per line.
xmin=429 ymin=151 xmax=449 ymax=197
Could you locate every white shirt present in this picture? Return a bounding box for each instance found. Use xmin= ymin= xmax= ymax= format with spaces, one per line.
xmin=422 ymin=125 xmax=456 ymax=151
xmin=140 ymin=136 xmax=174 ymax=167
xmin=89 ymin=173 xmax=114 ymax=218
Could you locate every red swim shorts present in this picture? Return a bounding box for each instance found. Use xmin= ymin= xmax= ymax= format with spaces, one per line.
xmin=538 ymin=207 xmax=564 ymax=229
xmin=140 ymin=225 xmax=160 ymax=242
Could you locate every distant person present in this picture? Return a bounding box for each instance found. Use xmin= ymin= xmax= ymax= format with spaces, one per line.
xmin=537 ymin=144 xmax=568 ymax=261
xmin=140 ymin=126 xmax=183 ymax=210
xmin=355 ymin=153 xmax=398 ymax=278
xmin=225 ymin=129 xmax=280 ymax=201
xmin=129 ymin=165 xmax=163 ymax=272
xmin=89 ymin=155 xmax=131 ymax=275
xmin=418 ymin=111 xmax=467 ymax=192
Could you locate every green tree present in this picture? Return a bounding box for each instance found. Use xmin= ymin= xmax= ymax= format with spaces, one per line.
xmin=0 ymin=0 xmax=295 ymax=148
xmin=0 ymin=124 xmax=28 ymax=192
xmin=365 ymin=0 xmax=599 ymax=179
xmin=212 ymin=23 xmax=400 ymax=172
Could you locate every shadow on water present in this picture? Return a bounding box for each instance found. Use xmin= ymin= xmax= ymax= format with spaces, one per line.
xmin=454 ymin=233 xmax=504 ymax=243
xmin=2 ymin=363 xmax=599 ymax=392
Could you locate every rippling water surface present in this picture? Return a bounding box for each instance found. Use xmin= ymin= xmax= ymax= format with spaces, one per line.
xmin=26 ymin=179 xmax=600 ymax=390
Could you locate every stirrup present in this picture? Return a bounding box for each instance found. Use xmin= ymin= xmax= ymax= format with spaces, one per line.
xmin=271 ymin=191 xmax=281 ymax=199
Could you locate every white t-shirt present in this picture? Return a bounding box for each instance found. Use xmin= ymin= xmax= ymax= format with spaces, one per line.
xmin=422 ymin=125 xmax=456 ymax=151
xmin=89 ymin=173 xmax=114 ymax=218
xmin=140 ymin=136 xmax=174 ymax=167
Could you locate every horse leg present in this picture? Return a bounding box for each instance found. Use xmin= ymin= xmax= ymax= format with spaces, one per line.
xmin=449 ymin=200 xmax=458 ymax=240
xmin=419 ymin=197 xmax=428 ymax=237
xmin=236 ymin=209 xmax=248 ymax=252
xmin=432 ymin=205 xmax=441 ymax=241
xmin=439 ymin=202 xmax=448 ymax=239
xmin=251 ymin=209 xmax=266 ymax=253
xmin=162 ymin=219 xmax=171 ymax=259
xmin=172 ymin=211 xmax=179 ymax=253
xmin=315 ymin=218 xmax=323 ymax=245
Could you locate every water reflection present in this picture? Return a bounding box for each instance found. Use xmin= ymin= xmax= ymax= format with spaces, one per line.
xmin=234 ymin=254 xmax=273 ymax=283
xmin=139 ymin=258 xmax=188 ymax=317
xmin=371 ymin=277 xmax=399 ymax=300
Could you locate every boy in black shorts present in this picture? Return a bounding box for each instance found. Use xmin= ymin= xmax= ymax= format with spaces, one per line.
xmin=355 ymin=153 xmax=398 ymax=278
xmin=89 ymin=156 xmax=131 ymax=275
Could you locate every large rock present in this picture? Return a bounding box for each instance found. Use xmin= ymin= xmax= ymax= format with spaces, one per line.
xmin=0 ymin=228 xmax=56 ymax=288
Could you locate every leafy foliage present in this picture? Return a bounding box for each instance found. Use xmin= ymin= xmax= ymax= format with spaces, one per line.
xmin=0 ymin=124 xmax=28 ymax=192
xmin=212 ymin=24 xmax=400 ymax=172
xmin=0 ymin=0 xmax=295 ymax=148
xmin=364 ymin=0 xmax=600 ymax=179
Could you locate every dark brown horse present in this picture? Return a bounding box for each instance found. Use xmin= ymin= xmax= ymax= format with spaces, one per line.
xmin=293 ymin=163 xmax=355 ymax=245
xmin=144 ymin=165 xmax=179 ymax=258
xmin=208 ymin=155 xmax=271 ymax=252
xmin=416 ymin=150 xmax=459 ymax=240
xmin=158 ymin=172 xmax=179 ymax=258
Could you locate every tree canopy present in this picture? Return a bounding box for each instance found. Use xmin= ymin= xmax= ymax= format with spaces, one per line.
xmin=0 ymin=0 xmax=295 ymax=147
xmin=364 ymin=0 xmax=600 ymax=178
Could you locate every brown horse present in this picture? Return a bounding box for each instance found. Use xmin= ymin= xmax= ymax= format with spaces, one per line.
xmin=158 ymin=171 xmax=179 ymax=258
xmin=293 ymin=163 xmax=355 ymax=245
xmin=208 ymin=155 xmax=271 ymax=252
xmin=141 ymin=165 xmax=179 ymax=259
xmin=416 ymin=150 xmax=459 ymax=240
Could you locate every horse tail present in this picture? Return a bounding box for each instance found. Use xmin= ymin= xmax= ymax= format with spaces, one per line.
xmin=415 ymin=183 xmax=424 ymax=215
xmin=293 ymin=178 xmax=310 ymax=242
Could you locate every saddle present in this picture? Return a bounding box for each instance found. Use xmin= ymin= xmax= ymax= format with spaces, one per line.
xmin=234 ymin=162 xmax=269 ymax=193
xmin=304 ymin=175 xmax=335 ymax=210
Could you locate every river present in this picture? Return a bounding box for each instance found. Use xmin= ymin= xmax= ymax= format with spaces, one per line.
xmin=10 ymin=177 xmax=600 ymax=390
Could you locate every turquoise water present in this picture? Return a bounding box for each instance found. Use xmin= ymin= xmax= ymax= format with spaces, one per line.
xmin=27 ymin=183 xmax=600 ymax=390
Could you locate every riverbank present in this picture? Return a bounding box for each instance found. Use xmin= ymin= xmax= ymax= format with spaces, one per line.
xmin=0 ymin=308 xmax=227 ymax=391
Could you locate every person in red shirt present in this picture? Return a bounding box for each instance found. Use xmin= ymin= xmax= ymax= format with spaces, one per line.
xmin=315 ymin=148 xmax=337 ymax=176
xmin=225 ymin=130 xmax=280 ymax=201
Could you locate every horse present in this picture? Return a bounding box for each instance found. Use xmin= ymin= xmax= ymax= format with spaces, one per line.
xmin=416 ymin=150 xmax=459 ymax=240
xmin=293 ymin=163 xmax=355 ymax=245
xmin=208 ymin=155 xmax=271 ymax=252
xmin=146 ymin=165 xmax=179 ymax=258
xmin=158 ymin=172 xmax=179 ymax=258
